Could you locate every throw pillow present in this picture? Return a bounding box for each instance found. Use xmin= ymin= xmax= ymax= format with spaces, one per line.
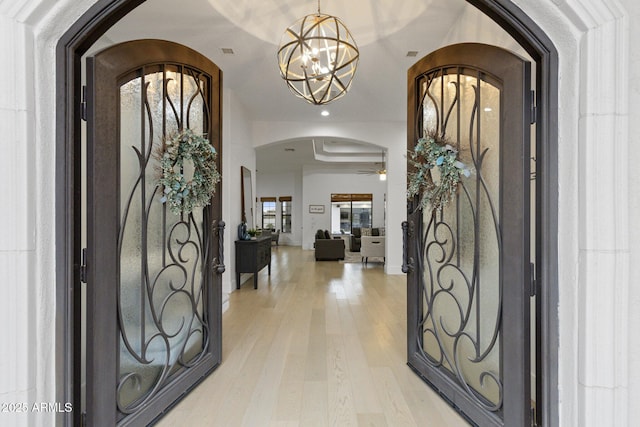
xmin=361 ymin=228 xmax=372 ymax=236
xmin=324 ymin=230 xmax=331 ymax=239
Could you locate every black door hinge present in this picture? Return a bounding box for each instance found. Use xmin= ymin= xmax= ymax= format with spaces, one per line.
xmin=81 ymin=85 xmax=87 ymax=122
xmin=80 ymin=248 xmax=87 ymax=284
xmin=529 ymin=262 xmax=536 ymax=297
xmin=530 ymin=90 xmax=537 ymax=125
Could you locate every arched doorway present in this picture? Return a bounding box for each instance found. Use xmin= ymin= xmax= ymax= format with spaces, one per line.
xmin=55 ymin=1 xmax=558 ymax=425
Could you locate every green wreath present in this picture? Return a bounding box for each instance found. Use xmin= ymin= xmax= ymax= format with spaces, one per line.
xmin=158 ymin=129 xmax=221 ymax=215
xmin=407 ymin=131 xmax=472 ymax=212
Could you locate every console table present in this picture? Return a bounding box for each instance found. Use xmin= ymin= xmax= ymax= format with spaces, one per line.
xmin=235 ymin=236 xmax=271 ymax=289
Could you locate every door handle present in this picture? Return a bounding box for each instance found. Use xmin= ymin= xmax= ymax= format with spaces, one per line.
xmin=213 ymin=220 xmax=226 ymax=274
xmin=401 ymin=221 xmax=414 ymax=273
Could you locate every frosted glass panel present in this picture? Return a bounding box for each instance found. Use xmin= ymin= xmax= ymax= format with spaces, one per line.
xmin=117 ymin=68 xmax=208 ymax=411
xmin=420 ymin=70 xmax=502 ymax=409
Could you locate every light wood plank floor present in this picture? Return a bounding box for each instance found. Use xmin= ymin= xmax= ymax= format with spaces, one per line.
xmin=157 ymin=246 xmax=469 ymax=427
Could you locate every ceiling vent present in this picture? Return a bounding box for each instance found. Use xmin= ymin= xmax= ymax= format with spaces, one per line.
xmin=406 ymin=51 xmax=419 ymax=57
xmin=284 ymin=148 xmax=295 ymax=152
xmin=221 ymin=48 xmax=235 ymax=55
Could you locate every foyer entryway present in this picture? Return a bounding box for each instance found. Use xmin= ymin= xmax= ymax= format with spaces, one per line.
xmin=155 ymin=246 xmax=468 ymax=426
xmin=58 ymin=2 xmax=558 ymax=426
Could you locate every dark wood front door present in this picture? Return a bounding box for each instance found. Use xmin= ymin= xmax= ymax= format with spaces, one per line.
xmin=85 ymin=39 xmax=223 ymax=426
xmin=405 ymin=43 xmax=532 ymax=426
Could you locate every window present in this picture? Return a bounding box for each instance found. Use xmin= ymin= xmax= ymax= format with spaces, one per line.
xmin=330 ymin=193 xmax=372 ymax=233
xmin=261 ymin=197 xmax=276 ymax=230
xmin=352 ymin=201 xmax=372 ymax=229
xmin=280 ymin=196 xmax=292 ymax=233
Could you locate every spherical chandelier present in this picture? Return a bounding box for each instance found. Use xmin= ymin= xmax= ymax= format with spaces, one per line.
xmin=277 ymin=1 xmax=359 ymax=105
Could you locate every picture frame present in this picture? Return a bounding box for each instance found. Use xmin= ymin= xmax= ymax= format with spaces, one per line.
xmin=309 ymin=204 xmax=325 ymax=214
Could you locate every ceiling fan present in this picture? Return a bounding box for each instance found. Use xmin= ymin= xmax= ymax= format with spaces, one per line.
xmin=357 ymin=150 xmax=387 ymax=180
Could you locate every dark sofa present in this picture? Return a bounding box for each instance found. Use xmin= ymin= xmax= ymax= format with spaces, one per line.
xmin=350 ymin=228 xmax=362 ymax=252
xmin=314 ymin=229 xmax=345 ymax=261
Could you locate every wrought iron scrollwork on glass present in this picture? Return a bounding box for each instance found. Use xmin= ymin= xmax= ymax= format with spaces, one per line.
xmin=116 ymin=64 xmax=215 ymax=414
xmin=415 ymin=67 xmax=503 ymax=411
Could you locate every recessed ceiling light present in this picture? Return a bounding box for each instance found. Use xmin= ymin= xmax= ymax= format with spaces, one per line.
xmin=284 ymin=148 xmax=295 ymax=152
xmin=484 ymin=107 xmax=493 ymax=112
xmin=221 ymin=48 xmax=234 ymax=55
xmin=321 ymin=110 xmax=330 ymax=117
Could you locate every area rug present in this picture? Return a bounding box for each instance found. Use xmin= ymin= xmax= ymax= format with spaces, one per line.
xmin=341 ymin=251 xmax=363 ymax=263
xmin=340 ymin=251 xmax=385 ymax=265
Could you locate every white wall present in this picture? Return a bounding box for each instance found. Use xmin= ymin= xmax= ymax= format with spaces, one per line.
xmin=255 ymin=170 xmax=303 ymax=246
xmin=0 ymin=0 xmax=636 ymax=426
xmin=222 ymin=90 xmax=256 ymax=300
xmin=622 ymin=0 xmax=640 ymax=423
xmin=300 ymin=166 xmax=387 ymax=249
xmin=257 ymin=167 xmax=389 ymax=254
xmin=0 ymin=7 xmax=38 ymax=427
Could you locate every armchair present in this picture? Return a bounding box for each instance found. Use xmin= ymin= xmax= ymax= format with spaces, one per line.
xmin=361 ymin=236 xmax=385 ymax=264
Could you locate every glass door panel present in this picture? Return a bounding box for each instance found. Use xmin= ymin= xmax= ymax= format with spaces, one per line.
xmin=406 ymin=43 xmax=531 ymax=427
xmin=420 ymin=71 xmax=502 ymax=408
xmin=86 ymin=40 xmax=223 ymax=426
xmin=117 ymin=67 xmax=209 ymax=413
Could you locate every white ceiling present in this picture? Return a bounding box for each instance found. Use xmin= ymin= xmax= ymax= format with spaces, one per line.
xmin=255 ymin=137 xmax=387 ymax=174
xmin=103 ymin=0 xmax=469 ymax=170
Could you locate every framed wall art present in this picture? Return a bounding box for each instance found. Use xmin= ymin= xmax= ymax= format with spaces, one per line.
xmin=309 ymin=204 xmax=325 ymax=214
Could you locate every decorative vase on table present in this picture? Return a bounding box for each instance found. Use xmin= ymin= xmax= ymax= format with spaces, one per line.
xmin=237 ymin=222 xmax=249 ymax=240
